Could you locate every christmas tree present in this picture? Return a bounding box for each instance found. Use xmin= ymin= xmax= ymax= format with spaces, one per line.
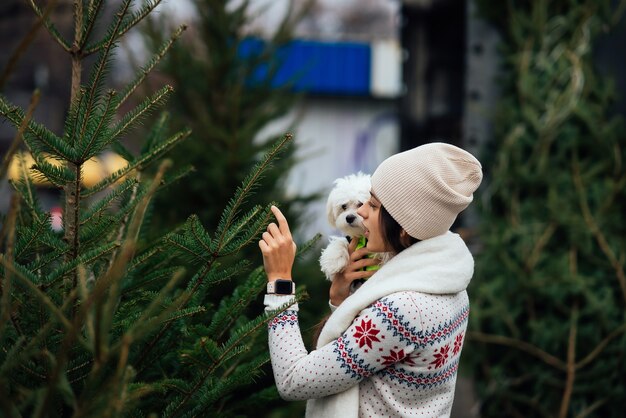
xmin=0 ymin=1 xmax=304 ymax=415
xmin=469 ymin=0 xmax=626 ymax=416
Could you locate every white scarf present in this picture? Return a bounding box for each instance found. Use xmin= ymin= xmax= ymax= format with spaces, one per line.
xmin=305 ymin=232 xmax=475 ymax=418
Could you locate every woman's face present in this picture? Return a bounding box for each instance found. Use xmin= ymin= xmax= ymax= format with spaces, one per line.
xmin=357 ymin=192 xmax=387 ymax=252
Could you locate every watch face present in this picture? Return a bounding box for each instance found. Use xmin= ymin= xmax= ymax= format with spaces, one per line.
xmin=275 ymin=280 xmax=293 ymax=294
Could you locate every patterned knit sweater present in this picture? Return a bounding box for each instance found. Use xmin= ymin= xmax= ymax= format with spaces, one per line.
xmin=266 ymin=291 xmax=468 ymax=417
xmin=265 ymin=232 xmax=475 ymax=417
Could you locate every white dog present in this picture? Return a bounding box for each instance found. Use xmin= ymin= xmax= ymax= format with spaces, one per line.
xmin=319 ymin=172 xmax=373 ymax=281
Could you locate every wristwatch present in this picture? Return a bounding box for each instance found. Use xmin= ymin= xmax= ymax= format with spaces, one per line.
xmin=267 ymin=279 xmax=295 ymax=295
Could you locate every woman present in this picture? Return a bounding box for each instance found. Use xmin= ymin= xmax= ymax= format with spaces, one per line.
xmin=259 ymin=142 xmax=482 ymax=417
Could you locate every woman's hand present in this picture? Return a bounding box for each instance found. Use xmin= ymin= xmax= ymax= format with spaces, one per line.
xmin=329 ymin=238 xmax=379 ymax=306
xmin=259 ymin=206 xmax=297 ymax=281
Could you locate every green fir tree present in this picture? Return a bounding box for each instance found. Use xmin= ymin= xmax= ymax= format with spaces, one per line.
xmin=0 ymin=1 xmax=307 ymax=416
xmin=469 ymin=0 xmax=626 ymax=416
xmin=142 ymin=0 xmax=314 ymax=233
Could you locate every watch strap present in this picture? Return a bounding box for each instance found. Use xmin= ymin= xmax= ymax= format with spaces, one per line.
xmin=267 ymin=279 xmax=295 ymax=295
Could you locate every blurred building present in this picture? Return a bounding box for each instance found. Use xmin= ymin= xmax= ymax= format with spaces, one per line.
xmin=0 ymin=0 xmax=74 ymax=212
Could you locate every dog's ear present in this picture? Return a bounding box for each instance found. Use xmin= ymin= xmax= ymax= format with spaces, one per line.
xmin=326 ymin=197 xmax=337 ymax=228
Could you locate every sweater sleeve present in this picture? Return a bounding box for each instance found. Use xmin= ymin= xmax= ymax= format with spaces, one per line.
xmin=265 ymin=293 xmax=421 ymax=401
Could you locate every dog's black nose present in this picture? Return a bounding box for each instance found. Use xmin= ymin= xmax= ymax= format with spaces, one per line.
xmin=346 ymin=215 xmax=356 ymax=224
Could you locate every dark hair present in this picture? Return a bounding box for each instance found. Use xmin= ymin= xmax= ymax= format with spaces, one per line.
xmin=380 ymin=205 xmax=419 ymax=254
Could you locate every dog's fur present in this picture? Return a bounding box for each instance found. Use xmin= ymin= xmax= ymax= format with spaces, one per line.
xmin=319 ymin=172 xmax=372 ymax=280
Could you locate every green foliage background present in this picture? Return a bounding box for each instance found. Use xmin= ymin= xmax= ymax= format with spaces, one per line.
xmin=468 ymin=0 xmax=626 ymax=416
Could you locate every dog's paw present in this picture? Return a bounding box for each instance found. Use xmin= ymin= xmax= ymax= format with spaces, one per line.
xmin=319 ymin=237 xmax=350 ymax=280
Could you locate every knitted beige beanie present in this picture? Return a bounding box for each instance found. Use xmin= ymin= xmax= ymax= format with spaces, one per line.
xmin=371 ymin=142 xmax=483 ymax=240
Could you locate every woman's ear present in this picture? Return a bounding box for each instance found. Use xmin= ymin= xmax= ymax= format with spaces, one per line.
xmin=400 ymin=229 xmax=412 ymax=247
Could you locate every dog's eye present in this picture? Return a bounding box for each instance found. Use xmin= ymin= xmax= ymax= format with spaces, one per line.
xmin=357 ymin=202 xmax=363 ymax=208
xmin=341 ymin=204 xmax=347 ymax=210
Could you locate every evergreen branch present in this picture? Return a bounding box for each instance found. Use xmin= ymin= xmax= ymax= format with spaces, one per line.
xmin=0 ymin=282 xmax=74 ymax=379
xmin=121 ymin=269 xmax=186 ymax=344
xmin=229 ymin=386 xmax=280 ymax=410
xmin=27 ymin=248 xmax=69 ymax=273
xmin=467 ymin=331 xmax=566 ymax=371
xmin=109 ymin=85 xmax=174 ymax=143
xmin=141 ymin=112 xmax=169 ymax=155
xmin=15 ymin=217 xmax=65 ymax=259
xmin=574 ymin=321 xmax=626 ymax=370
xmin=128 ymin=245 xmax=165 ymax=270
xmin=100 ymin=160 xmax=172 ymax=343
xmin=0 ymin=256 xmax=73 ymax=332
xmin=215 ymin=133 xmax=293 ymax=248
xmin=122 ymin=265 xmax=179 ymax=293
xmin=296 ymin=233 xmax=322 ymax=259
xmin=80 ymin=0 xmax=105 ymax=48
xmin=172 ymin=296 xmax=303 ymax=416
xmin=74 ymin=0 xmax=85 ymax=47
xmin=192 ymin=356 xmax=269 ymax=417
xmin=524 ymin=222 xmax=557 ymax=272
xmin=167 ymin=312 xmax=272 ymax=417
xmin=0 ymin=90 xmax=40 ymax=181
xmin=110 ymin=142 xmax=134 ymax=162
xmin=572 ymin=158 xmax=626 ymax=304
xmin=65 ymin=86 xmax=87 ymax=147
xmin=116 ymin=25 xmax=187 ymax=109
xmin=82 ymin=128 xmax=190 ymax=197
xmin=30 ymin=155 xmax=76 ymax=187
xmin=84 ymin=0 xmax=164 ymax=55
xmin=187 ymin=215 xmax=214 ymax=255
xmin=218 ymin=205 xmax=266 ymax=255
xmin=78 ymin=89 xmax=118 ymax=161
xmin=0 ymin=195 xmax=19 ymax=339
xmin=574 ymin=398 xmax=609 ymax=418
xmin=134 ymin=263 xmax=215 ymax=376
xmin=0 ymin=96 xmax=74 ymax=161
xmin=187 ymin=260 xmax=251 ymax=306
xmin=558 ymin=303 xmax=578 ymax=418
xmin=46 ymin=242 xmax=120 ymax=285
xmin=158 ymin=165 xmax=194 ymax=190
xmin=93 ymin=0 xmax=132 ymax=54
xmin=25 ymin=0 xmax=71 ymax=52
xmin=0 ymin=336 xmax=26 ymax=375
xmin=206 ymin=267 xmax=265 ymax=341
xmin=219 ymin=209 xmax=274 ymax=256
xmin=84 ymin=0 xmax=161 ymax=55
xmin=79 ymin=204 xmax=141 ymax=248
xmin=161 ymin=306 xmax=205 ymax=325
xmin=180 ymin=348 xmax=215 ymax=370
xmin=80 ymin=177 xmax=139 ymax=226
xmin=88 ymin=172 xmax=146 ymax=256
xmin=10 ymin=158 xmax=44 ymax=223
xmin=77 ymin=0 xmax=131 ymax=148
xmin=164 ymin=234 xmax=211 ymax=265
xmin=13 ymin=221 xmax=46 ymax=260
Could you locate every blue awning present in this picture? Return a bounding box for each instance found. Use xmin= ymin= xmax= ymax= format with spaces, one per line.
xmin=239 ymin=38 xmax=371 ymax=96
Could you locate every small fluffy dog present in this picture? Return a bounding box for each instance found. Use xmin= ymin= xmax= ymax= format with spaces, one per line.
xmin=319 ymin=172 xmax=373 ymax=281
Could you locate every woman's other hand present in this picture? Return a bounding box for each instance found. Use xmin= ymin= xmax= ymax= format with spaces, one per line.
xmin=329 ymin=238 xmax=379 ymax=306
xmin=259 ymin=206 xmax=297 ymax=281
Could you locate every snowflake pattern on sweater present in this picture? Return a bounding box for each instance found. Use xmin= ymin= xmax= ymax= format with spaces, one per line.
xmin=267 ymin=291 xmax=469 ymax=417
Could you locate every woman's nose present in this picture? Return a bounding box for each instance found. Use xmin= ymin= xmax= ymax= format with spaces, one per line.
xmin=357 ymin=205 xmax=366 ymax=217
